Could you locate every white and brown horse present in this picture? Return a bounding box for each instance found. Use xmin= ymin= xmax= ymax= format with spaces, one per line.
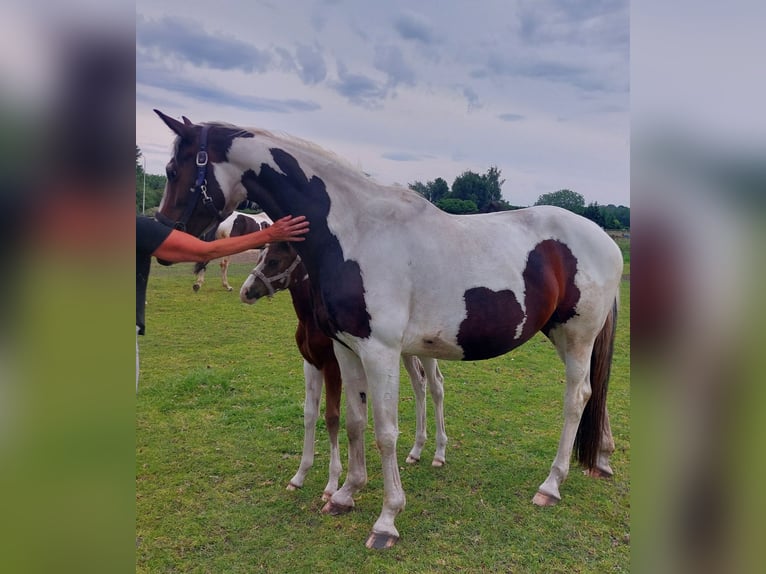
xmin=154 ymin=110 xmax=623 ymax=549
xmin=240 ymin=241 xmax=447 ymax=499
xmin=192 ymin=210 xmax=272 ymax=291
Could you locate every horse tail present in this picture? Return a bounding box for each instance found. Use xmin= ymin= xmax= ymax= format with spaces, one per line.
xmin=574 ymin=297 xmax=618 ymax=469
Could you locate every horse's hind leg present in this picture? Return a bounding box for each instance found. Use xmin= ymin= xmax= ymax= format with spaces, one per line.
xmin=322 ymin=358 xmax=343 ymax=501
xmin=402 ymin=355 xmax=427 ymax=464
xmin=193 ymin=263 xmax=207 ymax=292
xmin=533 ymin=330 xmax=594 ymax=506
xmin=287 ymin=360 xmax=323 ymax=491
xmin=422 ymin=357 xmax=447 ymax=467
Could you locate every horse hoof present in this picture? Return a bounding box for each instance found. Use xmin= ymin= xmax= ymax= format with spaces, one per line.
xmin=321 ymin=500 xmax=353 ymax=516
xmin=321 ymin=491 xmax=335 ymax=502
xmin=192 ymin=284 xmax=200 ymax=292
xmin=405 ymin=455 xmax=419 ymax=464
xmin=286 ymin=482 xmax=301 ymax=492
xmin=532 ymin=490 xmax=561 ymax=507
xmin=431 ymin=458 xmax=445 ymax=468
xmin=226 ymin=286 xmax=233 ymax=292
xmin=365 ymin=532 xmax=399 ymax=550
xmin=584 ymin=467 xmax=613 ymax=479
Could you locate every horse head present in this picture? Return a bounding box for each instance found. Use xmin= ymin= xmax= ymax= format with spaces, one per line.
xmin=240 ymin=241 xmax=302 ymax=303
xmin=153 ymin=110 xmax=250 ymax=238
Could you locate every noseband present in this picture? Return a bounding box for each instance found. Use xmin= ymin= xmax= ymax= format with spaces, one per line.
xmin=251 ymin=254 xmax=304 ymax=298
xmin=156 ymin=125 xmax=226 ymax=233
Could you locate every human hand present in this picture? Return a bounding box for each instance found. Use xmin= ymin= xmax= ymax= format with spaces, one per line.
xmin=268 ymin=215 xmax=309 ymax=242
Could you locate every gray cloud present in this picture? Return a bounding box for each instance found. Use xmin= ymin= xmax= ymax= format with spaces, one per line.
xmin=374 ymin=45 xmax=415 ymax=87
xmin=295 ymin=44 xmax=327 ymax=84
xmin=393 ymin=12 xmax=436 ymax=44
xmin=136 ymin=14 xmax=272 ymax=73
xmin=333 ymin=61 xmax=388 ymax=107
xmin=498 ymin=113 xmax=525 ymax=122
xmin=137 ymin=63 xmax=320 ymax=113
xmin=381 ymin=151 xmax=433 ymax=162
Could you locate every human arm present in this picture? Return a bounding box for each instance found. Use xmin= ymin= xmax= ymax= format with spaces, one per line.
xmin=151 ymin=215 xmax=309 ymax=263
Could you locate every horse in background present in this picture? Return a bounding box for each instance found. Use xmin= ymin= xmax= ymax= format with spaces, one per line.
xmin=240 ymin=241 xmax=447 ymax=500
xmin=192 ymin=211 xmax=272 ymax=291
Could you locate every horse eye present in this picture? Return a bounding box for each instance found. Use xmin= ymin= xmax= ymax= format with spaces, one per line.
xmin=166 ymin=166 xmax=178 ymax=181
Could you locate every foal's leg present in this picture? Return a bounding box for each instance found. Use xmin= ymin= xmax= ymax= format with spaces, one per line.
xmin=322 ymin=343 xmax=368 ymax=515
xmin=402 ymin=355 xmax=428 ymax=464
xmin=422 ymin=357 xmax=448 ymax=467
xmin=220 ymin=257 xmax=233 ymax=291
xmin=287 ymin=360 xmax=323 ymax=491
xmin=533 ymin=332 xmax=594 ymax=506
xmin=322 ymin=358 xmax=343 ymax=501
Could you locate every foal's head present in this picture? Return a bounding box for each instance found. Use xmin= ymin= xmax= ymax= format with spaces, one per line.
xmin=240 ymin=241 xmax=302 ymax=304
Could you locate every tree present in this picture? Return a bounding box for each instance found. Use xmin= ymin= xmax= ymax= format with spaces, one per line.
xmin=534 ymin=189 xmax=585 ymax=214
xmin=436 ymin=198 xmax=478 ymax=214
xmin=410 ymin=178 xmax=450 ymax=203
xmin=582 ymin=202 xmax=605 ymax=227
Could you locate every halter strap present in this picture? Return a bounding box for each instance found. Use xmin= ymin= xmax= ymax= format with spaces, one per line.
xmin=250 ymin=254 xmax=303 ymax=298
xmin=159 ymin=125 xmax=226 ymax=233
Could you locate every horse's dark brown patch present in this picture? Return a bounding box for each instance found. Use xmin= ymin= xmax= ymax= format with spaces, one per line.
xmin=457 ymin=239 xmax=580 ymax=360
xmin=241 ymin=148 xmax=372 ymax=340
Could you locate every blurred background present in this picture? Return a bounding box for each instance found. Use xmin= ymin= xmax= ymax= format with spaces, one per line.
xmin=0 ymin=1 xmax=763 ymax=572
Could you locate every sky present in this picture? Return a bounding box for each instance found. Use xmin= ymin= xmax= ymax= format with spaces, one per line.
xmin=136 ymin=0 xmax=630 ymax=207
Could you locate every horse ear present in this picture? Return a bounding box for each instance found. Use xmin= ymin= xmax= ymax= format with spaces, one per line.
xmin=154 ymin=109 xmax=191 ymax=138
xmin=182 ymin=116 xmax=193 ymax=126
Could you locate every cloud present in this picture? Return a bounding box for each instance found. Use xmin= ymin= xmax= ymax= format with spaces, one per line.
xmin=136 ymin=14 xmax=272 ymax=73
xmin=393 ymin=12 xmax=436 ymax=44
xmin=462 ymin=86 xmax=482 ymax=111
xmin=382 ymin=151 xmax=433 ymax=162
xmin=295 ymin=44 xmax=327 ymax=84
xmin=137 ymin=64 xmax=320 ymax=113
xmin=498 ymin=113 xmax=525 ymax=122
xmin=333 ymin=61 xmax=388 ymax=107
xmin=374 ymin=45 xmax=415 ymax=87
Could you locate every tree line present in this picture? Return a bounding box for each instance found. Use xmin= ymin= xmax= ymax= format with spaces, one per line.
xmin=137 ymin=147 xmax=628 ymax=229
xmin=409 ymin=168 xmax=629 ymax=229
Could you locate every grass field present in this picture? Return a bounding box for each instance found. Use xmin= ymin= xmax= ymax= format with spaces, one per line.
xmin=137 ymin=256 xmax=630 ymax=573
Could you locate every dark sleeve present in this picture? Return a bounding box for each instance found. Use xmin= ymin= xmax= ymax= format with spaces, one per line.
xmin=136 ymin=216 xmax=172 ymax=256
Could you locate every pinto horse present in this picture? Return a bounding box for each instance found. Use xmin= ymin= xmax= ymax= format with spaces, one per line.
xmin=240 ymin=241 xmax=447 ymax=499
xmin=192 ymin=210 xmax=272 ymax=291
xmin=154 ymin=110 xmax=623 ymax=549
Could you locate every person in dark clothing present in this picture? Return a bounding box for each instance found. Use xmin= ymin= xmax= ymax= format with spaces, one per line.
xmin=136 ymin=214 xmax=309 ymax=390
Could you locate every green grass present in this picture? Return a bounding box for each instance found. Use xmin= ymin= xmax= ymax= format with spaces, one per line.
xmin=137 ymin=261 xmax=630 ymax=573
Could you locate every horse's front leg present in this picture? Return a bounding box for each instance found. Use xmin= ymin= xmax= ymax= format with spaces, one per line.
xmin=287 ymin=360 xmax=323 ymax=492
xmin=322 ymin=343 xmax=367 ymax=515
xmin=363 ymin=345 xmax=406 ymax=549
xmin=322 ymin=358 xmax=343 ymax=501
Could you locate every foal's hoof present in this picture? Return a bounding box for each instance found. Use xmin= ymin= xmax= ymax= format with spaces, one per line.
xmin=225 ymin=286 xmax=233 ymax=292
xmin=584 ymin=467 xmax=613 ymax=479
xmin=431 ymin=458 xmax=445 ymax=468
xmin=321 ymin=490 xmax=334 ymax=502
xmin=192 ymin=284 xmax=200 ymax=292
xmin=321 ymin=500 xmax=353 ymax=516
xmin=365 ymin=531 xmax=399 ymax=550
xmin=286 ymin=481 xmax=301 ymax=492
xmin=532 ymin=490 xmax=561 ymax=507
xmin=405 ymin=455 xmax=419 ymax=464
